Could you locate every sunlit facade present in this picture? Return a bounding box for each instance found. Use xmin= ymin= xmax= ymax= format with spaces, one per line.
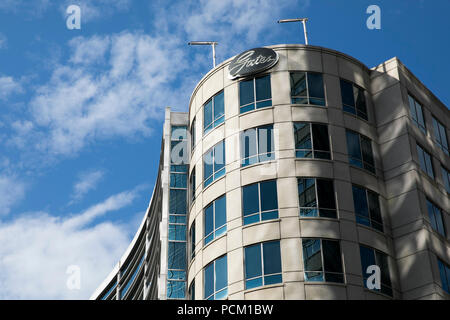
xmin=91 ymin=44 xmax=449 ymax=300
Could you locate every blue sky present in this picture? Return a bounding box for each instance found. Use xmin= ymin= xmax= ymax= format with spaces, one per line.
xmin=0 ymin=0 xmax=448 ymax=299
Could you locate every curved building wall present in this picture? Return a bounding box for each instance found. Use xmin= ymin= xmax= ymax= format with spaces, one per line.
xmin=186 ymin=44 xmax=449 ymax=300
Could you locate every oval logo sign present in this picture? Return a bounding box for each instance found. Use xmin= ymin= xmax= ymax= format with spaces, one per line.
xmin=228 ymin=48 xmax=279 ymax=79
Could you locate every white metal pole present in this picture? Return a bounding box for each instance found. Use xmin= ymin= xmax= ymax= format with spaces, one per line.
xmin=302 ymin=19 xmax=309 ymax=45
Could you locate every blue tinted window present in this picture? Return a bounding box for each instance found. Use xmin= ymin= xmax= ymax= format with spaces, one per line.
xmin=204 ymin=255 xmax=228 ymax=300
xmin=294 ymin=123 xmax=330 ymax=159
xmin=303 ymin=239 xmax=343 ymax=283
xmin=245 ymin=241 xmax=282 ymax=289
xmin=426 ymin=199 xmax=446 ymax=237
xmin=204 ymin=91 xmax=225 ymax=133
xmin=203 ymin=140 xmax=226 ymax=187
xmin=169 ymin=224 xmax=186 ymax=241
xmin=341 ymin=79 xmax=367 ymax=120
xmin=169 ymin=189 xmax=186 ymax=214
xmin=204 ymin=195 xmax=227 ymax=245
xmin=442 ymin=166 xmax=450 ymax=194
xmin=241 ymin=125 xmax=274 ymax=167
xmin=242 ymin=180 xmax=278 ymax=225
xmin=171 ymin=126 xmax=187 ymax=141
xmin=240 ymin=75 xmax=272 ymax=113
xmin=168 ymin=242 xmax=186 ymax=270
xmin=408 ymin=94 xmax=426 ymax=134
xmin=291 ymin=72 xmax=324 ymax=106
xmin=352 ymin=185 xmax=383 ymax=232
xmin=360 ymin=245 xmax=392 ymax=296
xmin=170 ymin=173 xmax=187 ymax=188
xmin=437 ymin=259 xmax=450 ymax=294
xmin=417 ymin=144 xmax=434 ymax=179
xmin=433 ymin=117 xmax=449 ymax=155
xmin=346 ymin=130 xmax=375 ymax=174
xmin=298 ymin=178 xmax=336 ymax=218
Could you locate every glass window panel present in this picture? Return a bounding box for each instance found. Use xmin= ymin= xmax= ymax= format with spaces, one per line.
xmin=355 ymin=87 xmax=368 ymax=120
xmin=214 ymin=141 xmax=225 ymax=172
xmin=170 ymin=173 xmax=187 ymax=188
xmin=214 ymin=91 xmax=224 ymax=122
xmin=263 ymin=241 xmax=282 ymax=275
xmin=215 ymin=256 xmax=228 ymax=292
xmin=316 ymin=179 xmax=336 ymax=210
xmin=368 ymin=191 xmax=383 ymax=227
xmin=168 ymin=242 xmax=186 ymax=270
xmin=423 ymin=150 xmax=434 ymax=178
xmin=255 ymin=75 xmax=271 ymax=101
xmin=204 ymin=203 xmax=214 ymax=238
xmin=353 ymin=185 xmax=369 ymax=219
xmin=241 ymin=128 xmax=257 ymax=161
xmin=361 ymin=136 xmax=375 ymax=171
xmin=442 ymin=167 xmax=450 ymax=193
xmin=322 ymin=240 xmax=343 ymax=274
xmin=243 ymin=183 xmax=259 ymax=216
xmin=438 ymin=259 xmax=449 ymax=293
xmin=245 ymin=244 xmax=262 ymax=281
xmin=303 ymin=239 xmax=322 ymax=273
xmin=312 ymin=124 xmax=330 ymax=153
xmin=167 ymin=281 xmax=185 ymax=299
xmin=294 ymin=123 xmax=312 ymax=156
xmin=169 ymin=224 xmax=186 ymax=241
xmin=215 ymin=195 xmax=227 ymax=230
xmin=204 ymin=262 xmax=214 ymax=298
xmin=375 ymin=251 xmax=392 ymax=288
xmin=359 ymin=245 xmax=376 ymax=278
xmin=260 ymin=180 xmax=278 ymax=212
xmin=346 ymin=130 xmax=362 ymax=163
xmin=204 ymin=100 xmax=213 ymax=131
xmin=171 ymin=126 xmax=187 ymax=140
xmin=341 ymin=79 xmax=355 ymax=109
xmin=408 ymin=95 xmax=417 ymax=121
xmin=258 ymin=125 xmax=274 ymax=156
xmin=240 ymin=79 xmax=254 ymax=107
xmin=438 ymin=122 xmax=449 ymax=153
xmin=298 ymin=178 xmax=317 ymax=216
xmin=290 ymin=72 xmax=307 ymax=98
xmin=308 ymin=73 xmax=324 ymax=101
xmin=169 ymin=189 xmax=186 ymax=214
xmin=203 ymin=149 xmax=214 ymax=180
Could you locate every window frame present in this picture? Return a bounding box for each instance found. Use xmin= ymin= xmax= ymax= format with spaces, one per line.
xmin=290 ymin=71 xmax=325 ymax=106
xmin=239 ymin=74 xmax=272 ymax=114
xmin=294 ymin=122 xmax=331 ymax=160
xmin=204 ymin=255 xmax=228 ymax=300
xmin=203 ymin=140 xmax=226 ymax=188
xmin=190 ymin=117 xmax=196 ymax=152
xmin=242 ymin=180 xmax=279 ymax=226
xmin=297 ymin=178 xmax=337 ymax=219
xmin=426 ymin=199 xmax=446 ymax=237
xmin=408 ymin=94 xmax=426 ymax=134
xmin=340 ymin=79 xmax=368 ymax=121
xmin=240 ymin=124 xmax=275 ymax=167
xmin=244 ymin=241 xmax=283 ymax=290
xmin=204 ymin=195 xmax=227 ymax=245
xmin=437 ymin=258 xmax=450 ymax=294
xmin=432 ymin=116 xmax=449 ymax=155
xmin=442 ymin=166 xmax=450 ymax=194
xmin=189 ymin=167 xmax=196 ymax=204
xmin=352 ymin=185 xmax=384 ymax=232
xmin=302 ymin=238 xmax=344 ymax=283
xmin=346 ymin=130 xmax=376 ymax=174
xmin=189 ymin=222 xmax=195 ymax=260
xmin=203 ymin=90 xmax=225 ymax=134
xmin=416 ymin=144 xmax=434 ymax=179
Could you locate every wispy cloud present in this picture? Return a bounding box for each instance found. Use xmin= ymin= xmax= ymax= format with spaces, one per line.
xmin=0 ymin=76 xmax=23 ymax=100
xmin=70 ymin=169 xmax=105 ymax=204
xmin=0 ymin=33 xmax=7 ymax=49
xmin=0 ymin=187 xmax=142 ymax=299
xmin=0 ymin=175 xmax=26 ymax=216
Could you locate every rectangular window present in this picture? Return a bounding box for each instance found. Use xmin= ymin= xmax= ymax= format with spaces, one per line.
xmin=359 ymin=245 xmax=392 ymax=296
xmin=294 ymin=122 xmax=331 ymax=159
xmin=340 ymin=79 xmax=368 ymax=121
xmin=203 ymin=140 xmax=225 ymax=187
xmin=442 ymin=166 xmax=450 ymax=194
xmin=290 ymin=72 xmax=325 ymax=106
xmin=352 ymin=185 xmax=383 ymax=232
xmin=437 ymin=258 xmax=450 ymax=294
xmin=169 ymin=189 xmax=187 ymax=214
xmin=346 ymin=130 xmax=375 ymax=174
xmin=171 ymin=125 xmax=188 ymax=141
xmin=244 ymin=241 xmax=282 ymax=290
xmin=426 ymin=199 xmax=446 ymax=237
xmin=204 ymin=195 xmax=227 ymax=245
xmin=408 ymin=94 xmax=426 ymax=134
xmin=204 ymin=255 xmax=228 ymax=300
xmin=204 ymin=91 xmax=225 ymax=134
xmin=239 ymin=75 xmax=272 ymax=113
xmin=190 ymin=117 xmax=196 ymax=151
xmin=190 ymin=222 xmax=195 ymax=259
xmin=167 ymin=241 xmax=186 ymax=274
xmin=240 ymin=125 xmax=274 ymax=167
xmin=432 ymin=117 xmax=449 ymax=155
xmin=242 ymin=180 xmax=278 ymax=225
xmin=189 ymin=167 xmax=195 ymax=203
xmin=416 ymin=144 xmax=434 ymax=179
xmin=298 ymin=178 xmax=336 ymax=218
xmin=302 ymin=239 xmax=344 ymax=283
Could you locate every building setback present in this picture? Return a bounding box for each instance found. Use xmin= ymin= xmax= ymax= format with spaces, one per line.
xmin=91 ymin=44 xmax=450 ymax=300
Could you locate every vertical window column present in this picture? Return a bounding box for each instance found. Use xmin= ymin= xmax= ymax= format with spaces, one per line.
xmin=204 ymin=195 xmax=227 ymax=245
xmin=204 ymin=255 xmax=228 ymax=300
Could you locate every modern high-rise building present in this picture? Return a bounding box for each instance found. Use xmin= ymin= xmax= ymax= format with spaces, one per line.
xmin=91 ymin=44 xmax=450 ymax=300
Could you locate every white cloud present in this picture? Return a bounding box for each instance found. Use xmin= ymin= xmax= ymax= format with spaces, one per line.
xmin=0 ymin=76 xmax=22 ymax=100
xmin=70 ymin=169 xmax=105 ymax=204
xmin=61 ymin=0 xmax=131 ymax=22
xmin=25 ymin=31 xmax=186 ymax=156
xmin=0 ymin=188 xmax=141 ymax=299
xmin=0 ymin=175 xmax=26 ymax=216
